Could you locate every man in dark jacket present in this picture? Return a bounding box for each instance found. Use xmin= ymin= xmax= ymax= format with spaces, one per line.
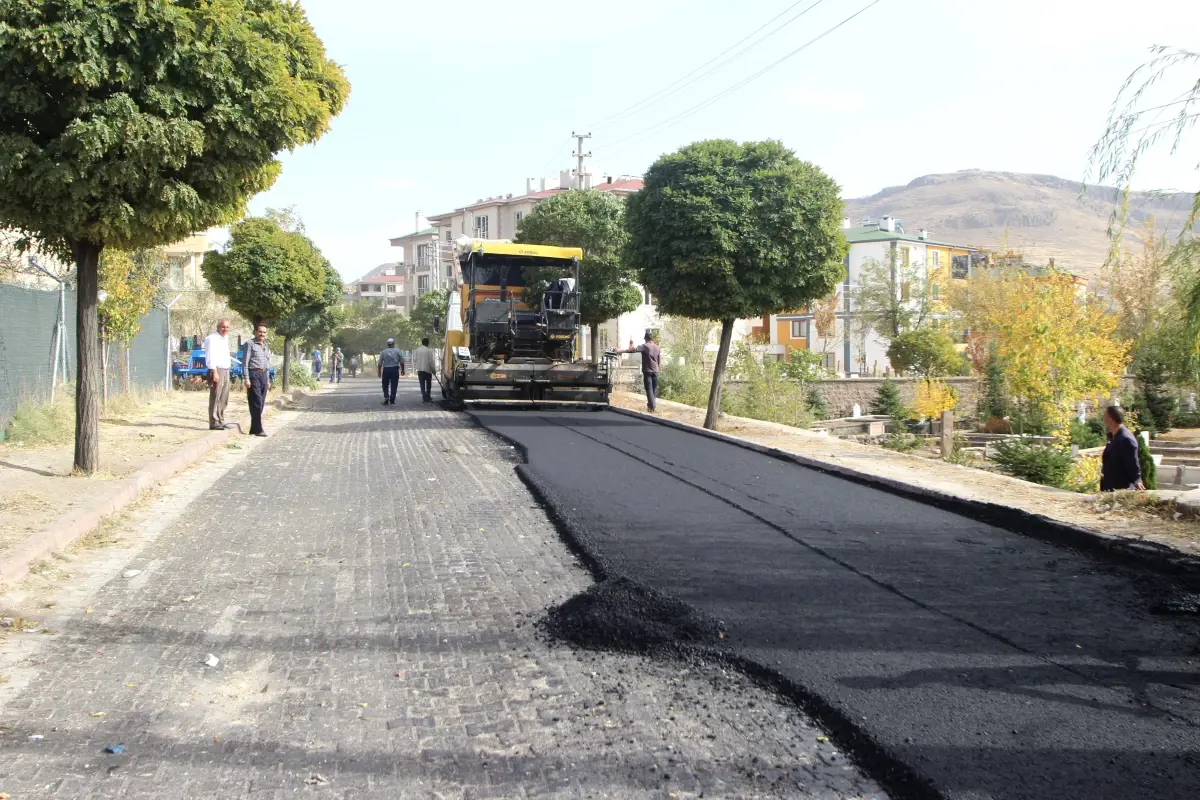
xmin=1100 ymin=405 xmax=1144 ymax=491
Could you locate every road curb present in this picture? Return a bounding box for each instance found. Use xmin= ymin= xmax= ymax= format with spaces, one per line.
xmin=0 ymin=389 xmax=311 ymax=588
xmin=609 ymin=406 xmax=1200 ymax=578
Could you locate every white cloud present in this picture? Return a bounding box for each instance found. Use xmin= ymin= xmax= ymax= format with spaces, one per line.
xmin=782 ymin=88 xmax=865 ymax=111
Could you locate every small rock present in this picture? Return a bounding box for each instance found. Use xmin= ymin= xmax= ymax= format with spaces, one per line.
xmin=305 ymin=773 xmax=330 ymax=786
xmin=122 ymin=570 xmax=141 ymax=579
xmin=0 ymin=618 xmax=12 ymax=628
xmin=204 ymin=654 xmax=220 ymax=668
xmin=28 ymin=734 xmax=44 ymax=742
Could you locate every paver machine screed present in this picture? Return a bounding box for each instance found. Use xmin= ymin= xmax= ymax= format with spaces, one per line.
xmin=438 ymin=239 xmax=614 ymax=408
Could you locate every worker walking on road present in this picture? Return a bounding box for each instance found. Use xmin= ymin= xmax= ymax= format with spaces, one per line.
xmin=414 ymin=337 xmax=437 ymax=403
xmin=348 ymin=355 xmax=359 ymax=378
xmin=244 ymin=323 xmax=272 ymax=437
xmin=329 ymin=347 xmax=343 ymax=383
xmin=203 ymin=318 xmax=233 ymax=430
xmin=614 ymin=332 xmax=662 ymax=412
xmin=379 ymin=338 xmax=404 ymax=405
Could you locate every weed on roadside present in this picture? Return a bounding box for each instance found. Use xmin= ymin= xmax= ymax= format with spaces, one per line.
xmin=0 ymin=492 xmax=53 ymax=515
xmin=882 ymin=433 xmax=922 ymax=453
xmin=2 ymin=392 xmax=75 ymax=446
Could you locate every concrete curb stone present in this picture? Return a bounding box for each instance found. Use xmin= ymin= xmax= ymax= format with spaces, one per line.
xmin=609 ymin=405 xmax=1200 ymax=577
xmin=0 ymin=388 xmax=315 ymax=588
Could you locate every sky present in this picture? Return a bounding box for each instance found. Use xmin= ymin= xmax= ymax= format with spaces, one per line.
xmin=219 ymin=0 xmax=1200 ymax=281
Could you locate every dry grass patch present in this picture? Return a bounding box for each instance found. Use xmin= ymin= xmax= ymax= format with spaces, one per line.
xmin=0 ymin=491 xmax=53 ymax=515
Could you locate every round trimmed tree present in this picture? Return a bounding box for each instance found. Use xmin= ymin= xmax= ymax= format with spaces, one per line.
xmin=0 ymin=0 xmax=348 ymax=472
xmin=625 ymin=139 xmax=848 ymax=429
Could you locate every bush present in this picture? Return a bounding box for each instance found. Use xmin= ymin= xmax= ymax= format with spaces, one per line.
xmin=1174 ymin=409 xmax=1200 ymax=428
xmin=881 ymin=432 xmax=922 ymax=453
xmin=1068 ymin=420 xmax=1105 ymax=449
xmin=990 ymin=438 xmax=1073 ymax=488
xmin=3 ymin=391 xmax=75 ymax=446
xmin=806 ymin=386 xmax=828 ymax=421
xmin=658 ymin=360 xmax=711 ymax=408
xmin=1138 ymin=432 xmax=1157 ymax=490
xmin=978 ymin=346 xmax=1008 ymax=421
xmin=913 ymin=378 xmax=959 ymax=420
xmin=722 ymin=344 xmax=812 ymax=428
xmin=870 ymin=379 xmax=910 ymax=420
xmin=285 ymin=360 xmax=319 ymax=390
xmin=1065 ymin=455 xmax=1102 ymax=494
xmin=887 ymin=328 xmax=961 ymax=377
xmin=1135 ymin=359 xmax=1175 ymax=434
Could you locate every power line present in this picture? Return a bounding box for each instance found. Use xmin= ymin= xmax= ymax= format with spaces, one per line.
xmin=603 ymin=0 xmax=885 ymax=160
xmin=586 ymin=0 xmax=826 ymax=131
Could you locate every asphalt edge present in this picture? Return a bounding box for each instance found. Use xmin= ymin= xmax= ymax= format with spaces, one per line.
xmin=0 ymin=388 xmax=315 ymax=588
xmin=465 ymin=411 xmax=942 ymax=800
xmin=610 ymin=406 xmax=1200 ymax=579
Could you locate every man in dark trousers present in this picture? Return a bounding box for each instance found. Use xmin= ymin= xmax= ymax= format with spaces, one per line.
xmin=413 ymin=337 xmax=437 ymax=403
xmin=378 ymin=338 xmax=404 ymax=405
xmin=244 ymin=323 xmax=272 ymax=437
xmin=1101 ymin=405 xmax=1144 ymax=491
xmin=613 ymin=331 xmax=662 ymax=412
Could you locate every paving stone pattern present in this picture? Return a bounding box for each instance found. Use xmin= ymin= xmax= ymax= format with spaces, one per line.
xmin=0 ymin=379 xmax=884 ymax=799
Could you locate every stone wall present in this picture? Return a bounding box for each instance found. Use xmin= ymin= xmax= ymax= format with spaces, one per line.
xmin=809 ymin=377 xmax=982 ymax=419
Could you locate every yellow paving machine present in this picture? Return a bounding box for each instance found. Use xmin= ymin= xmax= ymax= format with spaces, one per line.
xmin=437 ymin=239 xmax=614 ymax=408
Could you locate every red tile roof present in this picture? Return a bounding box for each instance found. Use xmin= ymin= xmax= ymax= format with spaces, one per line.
xmin=359 ymin=275 xmax=405 ymax=283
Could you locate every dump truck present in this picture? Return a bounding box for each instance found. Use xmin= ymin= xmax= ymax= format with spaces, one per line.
xmin=437 ymin=238 xmax=614 ymax=408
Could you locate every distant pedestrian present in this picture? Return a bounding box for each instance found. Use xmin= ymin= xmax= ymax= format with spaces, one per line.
xmin=330 ymin=347 xmax=343 ymax=383
xmin=244 ymin=324 xmax=272 ymax=437
xmin=203 ymin=319 xmax=233 ymax=430
xmin=414 ymin=337 xmax=437 ymax=403
xmin=1101 ymin=405 xmax=1144 ymax=491
xmin=379 ymin=338 xmax=404 ymax=405
xmin=614 ymin=332 xmax=662 ymax=412
xmin=312 ymin=347 xmax=322 ymax=378
xmin=348 ymin=355 xmax=359 ymax=378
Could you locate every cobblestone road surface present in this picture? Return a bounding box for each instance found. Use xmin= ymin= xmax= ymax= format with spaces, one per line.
xmin=0 ymin=378 xmax=884 ymax=799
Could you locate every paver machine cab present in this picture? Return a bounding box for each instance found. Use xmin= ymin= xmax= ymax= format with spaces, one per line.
xmin=438 ymin=239 xmax=614 ymax=408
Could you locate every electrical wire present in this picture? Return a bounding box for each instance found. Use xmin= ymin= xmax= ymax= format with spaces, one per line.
xmin=602 ymin=0 xmax=885 ymax=161
xmin=586 ymin=0 xmax=828 ymax=131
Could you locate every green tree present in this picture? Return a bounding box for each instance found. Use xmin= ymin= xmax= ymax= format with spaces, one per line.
xmin=410 ymin=289 xmax=450 ymax=349
xmin=626 ymin=139 xmax=847 ymax=429
xmin=515 ymin=190 xmax=643 ymax=362
xmin=853 ymin=249 xmax=935 ymax=344
xmin=0 ymin=0 xmax=348 ymax=473
xmin=886 ymin=327 xmax=961 ymax=377
xmin=274 ymin=267 xmax=345 ymax=391
xmin=202 ymin=218 xmax=331 ymax=391
xmin=870 ymin=378 xmax=909 ymax=420
xmin=98 ymin=248 xmax=170 ymax=394
xmin=1134 ymin=359 xmax=1176 ymax=434
xmin=979 ymin=346 xmax=1009 ymax=422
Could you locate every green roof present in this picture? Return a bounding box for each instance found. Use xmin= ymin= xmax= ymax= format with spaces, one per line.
xmin=843 ymin=225 xmax=974 ymax=250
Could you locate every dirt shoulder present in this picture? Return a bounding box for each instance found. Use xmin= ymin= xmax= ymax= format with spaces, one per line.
xmin=612 ymin=391 xmax=1200 ymax=559
xmin=0 ymin=384 xmax=299 ymax=562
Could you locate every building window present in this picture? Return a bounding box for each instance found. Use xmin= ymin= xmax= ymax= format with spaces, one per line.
xmin=790 ymin=320 xmax=809 ymax=339
xmin=473 ymin=215 xmax=489 ymax=239
xmin=823 ymin=353 xmax=836 ymax=371
xmin=386 ymin=284 xmax=398 ymax=293
xmin=386 ymin=297 xmax=398 ymax=307
xmin=444 ymin=230 xmax=452 ymax=242
xmin=643 ymin=288 xmax=655 ymax=305
xmin=514 ymin=211 xmax=524 ymax=226
xmin=900 ymin=282 xmax=911 ymax=301
xmin=417 ymin=275 xmax=429 ymax=293
xmin=951 ymin=254 xmax=970 ymax=279
xmin=359 ymin=284 xmax=369 ymax=293
xmin=416 ymin=243 xmax=430 ymax=267
xmin=900 ymin=247 xmax=911 ymax=268
xmin=930 ymin=250 xmax=941 ymax=269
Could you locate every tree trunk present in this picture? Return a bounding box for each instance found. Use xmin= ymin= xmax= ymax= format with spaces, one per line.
xmin=71 ymin=240 xmax=103 ymax=474
xmin=704 ymin=319 xmax=736 ymax=430
xmin=282 ymin=335 xmax=293 ymax=393
xmin=590 ymin=322 xmax=600 ymax=365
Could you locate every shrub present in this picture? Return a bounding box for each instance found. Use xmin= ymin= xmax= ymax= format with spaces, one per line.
xmin=659 ymin=359 xmax=711 ymax=408
xmin=870 ymin=379 xmax=910 ymax=420
xmin=945 ymin=435 xmax=977 ymax=466
xmin=1068 ymin=420 xmax=1105 ymax=449
xmin=3 ymin=390 xmax=76 ymax=446
xmin=887 ymin=328 xmax=961 ymax=377
xmin=990 ymin=438 xmax=1073 ymax=488
xmin=1174 ymin=409 xmax=1200 ymax=429
xmin=722 ymin=344 xmax=812 ymax=428
xmin=881 ymin=432 xmax=922 ymax=453
xmin=285 ymin=361 xmax=319 ymax=390
xmin=1065 ymin=456 xmax=1102 ymax=493
xmin=806 ymin=386 xmax=828 ymax=421
xmin=913 ymin=378 xmax=959 ymax=420
xmin=1135 ymin=359 xmax=1175 ymax=434
xmin=978 ymin=346 xmax=1008 ymax=421
xmin=980 ymin=417 xmax=1012 ymax=434
xmin=1138 ymin=432 xmax=1157 ymax=490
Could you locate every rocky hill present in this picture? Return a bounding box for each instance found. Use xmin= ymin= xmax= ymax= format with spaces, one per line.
xmin=844 ymin=170 xmax=1195 ymax=276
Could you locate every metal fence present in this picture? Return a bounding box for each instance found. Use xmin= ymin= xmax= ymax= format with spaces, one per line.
xmin=0 ymin=283 xmax=169 ymax=428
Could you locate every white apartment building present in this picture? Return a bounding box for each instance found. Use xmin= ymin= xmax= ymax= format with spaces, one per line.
xmin=345 ymin=262 xmax=409 ymax=312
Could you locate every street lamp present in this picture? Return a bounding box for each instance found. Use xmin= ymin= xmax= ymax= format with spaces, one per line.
xmin=164 ymin=294 xmax=183 ymax=390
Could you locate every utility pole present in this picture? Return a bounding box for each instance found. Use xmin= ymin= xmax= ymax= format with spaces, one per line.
xmin=572 ymin=131 xmax=592 ymax=189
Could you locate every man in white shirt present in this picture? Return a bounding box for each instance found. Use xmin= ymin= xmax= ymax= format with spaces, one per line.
xmin=203 ymin=319 xmax=233 ymax=430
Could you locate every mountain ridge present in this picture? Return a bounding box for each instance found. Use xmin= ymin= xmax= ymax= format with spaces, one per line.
xmin=843 ymin=169 xmax=1195 ymax=275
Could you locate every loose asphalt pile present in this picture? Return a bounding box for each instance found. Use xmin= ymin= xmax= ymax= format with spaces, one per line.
xmin=473 ymin=408 xmax=1200 ymax=800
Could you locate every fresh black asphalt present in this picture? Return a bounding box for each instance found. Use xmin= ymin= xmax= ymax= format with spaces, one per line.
xmin=472 ymin=408 xmax=1200 ymax=800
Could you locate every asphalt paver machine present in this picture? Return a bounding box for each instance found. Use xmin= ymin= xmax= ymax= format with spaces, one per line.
xmin=438 ymin=238 xmax=614 ymax=408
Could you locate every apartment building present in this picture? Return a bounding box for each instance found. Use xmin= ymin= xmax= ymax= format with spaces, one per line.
xmin=755 ymin=216 xmax=979 ymax=376
xmin=345 ymin=262 xmax=409 ymax=312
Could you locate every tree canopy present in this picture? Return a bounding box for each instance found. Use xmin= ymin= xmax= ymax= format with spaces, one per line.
xmin=625 ymin=139 xmax=847 ymax=428
xmin=886 ymin=327 xmax=962 ymax=378
xmin=515 ymin=190 xmax=642 ymax=359
xmin=0 ymin=0 xmax=348 ymax=472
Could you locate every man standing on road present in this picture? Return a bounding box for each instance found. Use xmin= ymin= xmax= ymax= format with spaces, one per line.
xmin=348 ymin=355 xmax=359 ymax=378
xmin=203 ymin=319 xmax=233 ymax=430
xmin=1101 ymin=405 xmax=1144 ymax=491
xmin=613 ymin=331 xmax=662 ymax=412
xmin=244 ymin=323 xmax=272 ymax=437
xmin=379 ymin=338 xmax=404 ymax=405
xmin=414 ymin=337 xmax=437 ymax=403
xmin=329 ymin=347 xmax=344 ymax=383
xmin=311 ymin=347 xmax=322 ymax=379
